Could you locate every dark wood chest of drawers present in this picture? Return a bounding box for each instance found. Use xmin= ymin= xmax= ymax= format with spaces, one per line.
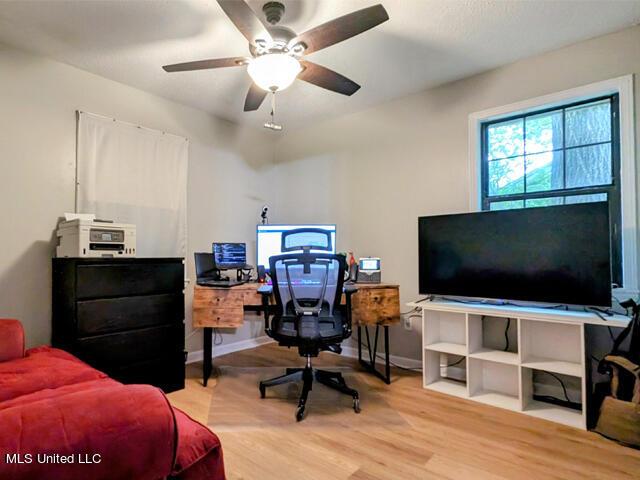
xmin=52 ymin=258 xmax=186 ymax=393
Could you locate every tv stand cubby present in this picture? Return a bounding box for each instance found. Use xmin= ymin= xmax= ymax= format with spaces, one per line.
xmin=413 ymin=299 xmax=630 ymax=429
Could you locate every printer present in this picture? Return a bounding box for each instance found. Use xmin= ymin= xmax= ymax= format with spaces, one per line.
xmin=56 ymin=218 xmax=136 ymax=258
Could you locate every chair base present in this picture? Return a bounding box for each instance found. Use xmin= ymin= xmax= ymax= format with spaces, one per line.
xmin=259 ymin=363 xmax=360 ymax=421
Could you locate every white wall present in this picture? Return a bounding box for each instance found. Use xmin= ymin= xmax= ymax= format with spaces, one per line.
xmin=274 ymin=26 xmax=640 ymax=360
xmin=0 ymin=43 xmax=277 ymax=350
xmin=2 ymin=25 xmax=638 ymax=361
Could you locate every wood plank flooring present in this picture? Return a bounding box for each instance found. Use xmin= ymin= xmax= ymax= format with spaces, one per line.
xmin=167 ymin=344 xmax=640 ymax=480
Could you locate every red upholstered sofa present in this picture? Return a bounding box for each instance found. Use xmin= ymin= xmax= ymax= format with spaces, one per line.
xmin=0 ymin=319 xmax=225 ymax=480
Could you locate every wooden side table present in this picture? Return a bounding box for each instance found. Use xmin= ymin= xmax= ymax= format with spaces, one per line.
xmin=351 ymin=284 xmax=401 ymax=384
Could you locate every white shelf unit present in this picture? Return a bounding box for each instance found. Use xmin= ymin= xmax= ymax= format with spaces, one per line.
xmin=416 ymin=300 xmax=630 ymax=430
xmin=423 ymin=349 xmax=468 ymax=397
xmin=423 ymin=310 xmax=467 ymax=354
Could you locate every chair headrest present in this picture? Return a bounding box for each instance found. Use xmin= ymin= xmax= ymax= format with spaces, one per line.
xmin=281 ymin=228 xmax=332 ymax=252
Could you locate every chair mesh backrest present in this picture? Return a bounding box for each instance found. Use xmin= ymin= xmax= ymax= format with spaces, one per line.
xmin=270 ymin=228 xmax=344 ymax=317
xmin=271 ymin=256 xmax=343 ymax=316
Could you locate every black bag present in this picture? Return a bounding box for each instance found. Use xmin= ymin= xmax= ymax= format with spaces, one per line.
xmin=598 ymin=299 xmax=640 ymax=376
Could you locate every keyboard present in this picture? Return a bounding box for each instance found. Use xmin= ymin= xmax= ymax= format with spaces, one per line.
xmin=197 ymin=279 xmax=248 ymax=288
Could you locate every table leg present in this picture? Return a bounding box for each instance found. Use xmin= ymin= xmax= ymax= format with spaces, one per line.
xmin=357 ymin=326 xmax=362 ymax=362
xmin=384 ymin=325 xmax=390 ymax=383
xmin=358 ymin=325 xmax=391 ymax=384
xmin=203 ymin=327 xmax=212 ymax=387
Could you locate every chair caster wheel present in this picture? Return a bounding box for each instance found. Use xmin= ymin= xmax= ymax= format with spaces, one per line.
xmin=353 ymin=398 xmax=361 ymax=414
xmin=259 ymin=385 xmax=266 ymax=399
xmin=296 ymin=406 xmax=306 ymax=422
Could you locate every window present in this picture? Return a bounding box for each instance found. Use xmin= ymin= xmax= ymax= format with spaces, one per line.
xmin=480 ymin=95 xmax=622 ymax=286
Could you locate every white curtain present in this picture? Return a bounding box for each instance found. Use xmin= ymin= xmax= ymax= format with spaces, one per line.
xmin=76 ymin=111 xmax=188 ymax=257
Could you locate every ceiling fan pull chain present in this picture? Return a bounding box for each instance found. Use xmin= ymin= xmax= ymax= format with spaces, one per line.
xmin=264 ymin=91 xmax=283 ymax=131
xmin=271 ymin=92 xmax=276 ymax=123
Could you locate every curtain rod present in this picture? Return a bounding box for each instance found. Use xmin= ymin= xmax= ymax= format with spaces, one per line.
xmin=76 ymin=110 xmax=189 ymax=142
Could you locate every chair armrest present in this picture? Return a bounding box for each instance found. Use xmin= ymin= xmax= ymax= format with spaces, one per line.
xmin=344 ymin=284 xmax=358 ymax=295
xmin=257 ymin=285 xmax=273 ymax=295
xmin=342 ymin=285 xmax=358 ymax=339
xmin=0 ymin=319 xmax=25 ymax=362
xmin=257 ymin=285 xmax=274 ymax=337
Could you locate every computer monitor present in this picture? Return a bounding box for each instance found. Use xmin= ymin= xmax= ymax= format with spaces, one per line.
xmin=194 ymin=252 xmax=216 ymax=279
xmin=213 ymin=242 xmax=247 ymax=269
xmin=256 ymin=224 xmax=337 ymax=270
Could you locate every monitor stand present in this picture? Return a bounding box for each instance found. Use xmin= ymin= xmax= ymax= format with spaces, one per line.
xmin=214 ymin=267 xmax=253 ymax=282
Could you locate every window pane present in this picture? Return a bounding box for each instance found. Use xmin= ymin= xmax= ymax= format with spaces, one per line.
xmin=565 ymin=99 xmax=611 ymax=147
xmin=525 ymin=110 xmax=563 ymax=154
xmin=487 ymin=119 xmax=524 ymax=160
xmin=565 ymin=193 xmax=607 ymax=204
xmin=490 ymin=200 xmax=524 ymax=211
xmin=524 ymin=194 xmax=607 ymax=208
xmin=525 ymin=151 xmax=564 ymax=192
xmin=565 ymin=144 xmax=611 ymax=188
xmin=488 ymin=156 xmax=524 ymax=196
xmin=525 ymin=197 xmax=563 ymax=208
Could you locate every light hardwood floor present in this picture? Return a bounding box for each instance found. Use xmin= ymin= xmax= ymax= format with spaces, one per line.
xmin=167 ymin=344 xmax=640 ymax=480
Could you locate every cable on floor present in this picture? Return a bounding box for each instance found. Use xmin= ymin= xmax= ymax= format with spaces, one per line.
xmin=538 ymin=370 xmax=571 ymax=403
xmin=213 ymin=328 xmax=224 ymax=346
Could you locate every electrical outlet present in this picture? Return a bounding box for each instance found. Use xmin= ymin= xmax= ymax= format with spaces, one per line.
xmin=403 ymin=315 xmax=412 ymax=330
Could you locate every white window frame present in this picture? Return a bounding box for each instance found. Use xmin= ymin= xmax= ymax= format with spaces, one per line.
xmin=468 ymin=75 xmax=637 ymax=298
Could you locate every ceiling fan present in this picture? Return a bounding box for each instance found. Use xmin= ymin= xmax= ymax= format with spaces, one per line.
xmin=162 ymin=0 xmax=389 ymax=114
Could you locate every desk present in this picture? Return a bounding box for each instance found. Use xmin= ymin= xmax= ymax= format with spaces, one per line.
xmin=193 ymin=282 xmax=400 ymax=385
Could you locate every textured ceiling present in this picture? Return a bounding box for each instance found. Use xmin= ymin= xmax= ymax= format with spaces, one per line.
xmin=0 ymin=0 xmax=639 ymax=129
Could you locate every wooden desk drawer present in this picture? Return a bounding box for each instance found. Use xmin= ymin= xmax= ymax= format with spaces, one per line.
xmin=76 ymin=262 xmax=183 ymax=299
xmin=193 ymin=307 xmax=244 ymax=328
xmin=352 ymin=287 xmax=400 ymax=325
xmin=192 ymin=289 xmax=244 ymax=327
xmin=194 ymin=288 xmax=244 ymax=306
xmin=76 ymin=293 xmax=184 ymax=336
xmin=74 ymin=324 xmax=184 ymax=368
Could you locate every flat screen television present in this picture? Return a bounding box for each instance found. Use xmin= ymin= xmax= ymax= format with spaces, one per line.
xmin=256 ymin=224 xmax=336 ymax=270
xmin=418 ymin=202 xmax=612 ymax=307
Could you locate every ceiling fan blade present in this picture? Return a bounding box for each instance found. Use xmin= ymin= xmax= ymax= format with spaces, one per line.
xmin=290 ymin=4 xmax=388 ymax=55
xmin=244 ymin=83 xmax=268 ymax=111
xmin=217 ymin=0 xmax=273 ymax=45
xmin=163 ymin=57 xmax=247 ymax=72
xmin=298 ymin=61 xmax=360 ymax=96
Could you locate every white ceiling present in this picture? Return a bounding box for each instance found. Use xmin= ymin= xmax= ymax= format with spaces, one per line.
xmin=0 ymin=0 xmax=639 ymax=129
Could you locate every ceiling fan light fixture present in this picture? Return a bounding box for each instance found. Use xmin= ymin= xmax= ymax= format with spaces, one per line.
xmin=247 ymin=53 xmax=301 ymax=92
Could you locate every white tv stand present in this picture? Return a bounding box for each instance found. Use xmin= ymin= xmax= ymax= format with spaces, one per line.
xmin=410 ymin=299 xmax=630 ymax=429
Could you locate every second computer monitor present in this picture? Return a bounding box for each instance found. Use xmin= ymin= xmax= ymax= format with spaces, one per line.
xmin=213 ymin=242 xmax=247 ymax=269
xmin=257 ymin=224 xmax=336 ymax=270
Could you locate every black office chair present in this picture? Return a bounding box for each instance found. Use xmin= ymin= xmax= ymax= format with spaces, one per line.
xmin=258 ymin=228 xmax=359 ymax=421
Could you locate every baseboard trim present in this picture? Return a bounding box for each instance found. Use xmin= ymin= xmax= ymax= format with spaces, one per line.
xmin=186 ymin=336 xmax=422 ymax=370
xmin=340 ymin=345 xmax=422 ymax=370
xmin=186 ymin=336 xmax=275 ymax=364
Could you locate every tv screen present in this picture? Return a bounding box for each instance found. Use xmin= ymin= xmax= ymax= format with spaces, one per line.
xmin=257 ymin=224 xmax=336 ymax=270
xmin=418 ymin=202 xmax=611 ymax=307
